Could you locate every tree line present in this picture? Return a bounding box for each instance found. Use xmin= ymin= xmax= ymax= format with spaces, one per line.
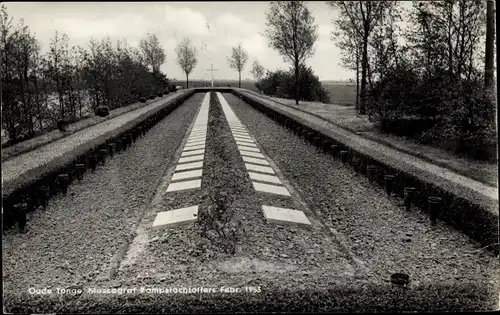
xmin=2 ymin=2 xmax=496 ymax=160
xmin=250 ymin=1 xmax=496 ymax=161
xmin=1 ymin=4 xmax=168 ymax=146
xmin=0 ymin=2 xmax=258 ymax=148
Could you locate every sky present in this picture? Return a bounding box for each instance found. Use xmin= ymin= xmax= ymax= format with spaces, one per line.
xmin=4 ymin=1 xmax=358 ymax=81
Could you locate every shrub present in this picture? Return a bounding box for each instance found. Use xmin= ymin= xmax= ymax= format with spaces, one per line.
xmin=366 ymin=64 xmax=497 ymax=161
xmin=139 ymin=97 xmax=147 ymax=103
xmin=255 ymin=65 xmax=331 ymax=103
xmin=157 ymin=92 xmax=163 ymax=97
xmin=148 ymin=95 xmax=155 ymax=100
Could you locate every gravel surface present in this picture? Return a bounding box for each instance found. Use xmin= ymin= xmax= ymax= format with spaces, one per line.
xmin=3 ymin=91 xmax=498 ymax=312
xmin=115 ymin=91 xmax=355 ymax=288
xmin=236 ymin=90 xmax=498 ymax=214
xmin=2 ymin=91 xmax=191 ymax=186
xmin=2 ymin=93 xmax=204 ymax=294
xmin=226 ymin=93 xmax=499 ymax=289
xmin=1 ymin=95 xmax=180 ymax=163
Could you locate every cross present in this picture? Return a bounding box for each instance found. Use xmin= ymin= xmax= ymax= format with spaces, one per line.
xmin=206 ymin=64 xmax=218 ymax=87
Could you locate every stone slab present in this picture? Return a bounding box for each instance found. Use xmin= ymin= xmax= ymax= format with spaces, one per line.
xmin=178 ymin=154 xmax=204 ymax=164
xmin=152 ymin=205 xmax=199 ymax=229
xmin=184 ymin=144 xmax=205 ymax=151
xmin=248 ymin=171 xmax=282 ymax=184
xmin=253 ymin=181 xmax=291 ymax=196
xmin=243 ymin=156 xmax=269 ymax=165
xmin=175 ymin=161 xmax=203 ymax=171
xmin=187 ymin=135 xmax=207 ymax=142
xmin=261 ymin=205 xmax=311 ymax=226
xmin=185 ymin=140 xmax=206 ymax=146
xmin=234 ymin=135 xmax=252 ymax=140
xmin=245 ymin=163 xmax=275 ymax=174
xmin=171 ymin=169 xmax=203 ymax=181
xmin=166 ymin=179 xmax=202 ymax=192
xmin=187 ymin=138 xmax=205 ymax=144
xmin=238 ymin=146 xmax=260 ymax=153
xmin=189 ymin=133 xmax=206 ymax=138
xmin=188 ymin=135 xmax=206 ymax=139
xmin=232 ymin=131 xmax=249 ymax=135
xmin=234 ymin=138 xmax=254 ymax=144
xmin=237 ymin=142 xmax=257 ymax=148
xmin=181 ymin=149 xmax=205 ymax=157
xmin=240 ymin=151 xmax=265 ymax=159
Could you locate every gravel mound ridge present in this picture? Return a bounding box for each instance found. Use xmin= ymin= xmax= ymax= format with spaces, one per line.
xmin=2 ymin=93 xmax=204 ymax=295
xmin=226 ymin=93 xmax=499 ymax=301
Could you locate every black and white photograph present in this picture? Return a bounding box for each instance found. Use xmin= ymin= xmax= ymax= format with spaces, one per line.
xmin=1 ymin=1 xmax=498 ymax=313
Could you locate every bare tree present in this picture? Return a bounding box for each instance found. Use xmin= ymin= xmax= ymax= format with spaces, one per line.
xmin=485 ymin=0 xmax=495 ymax=92
xmin=263 ymin=1 xmax=318 ymax=105
xmin=175 ymin=37 xmax=198 ymax=89
xmin=227 ymin=44 xmax=249 ymax=88
xmin=250 ymin=60 xmax=265 ymax=81
xmin=330 ymin=9 xmax=362 ymax=110
xmin=139 ymin=33 xmax=166 ymax=75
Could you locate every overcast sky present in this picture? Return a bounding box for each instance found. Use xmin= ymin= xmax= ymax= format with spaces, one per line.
xmin=4 ymin=1 xmax=361 ymax=81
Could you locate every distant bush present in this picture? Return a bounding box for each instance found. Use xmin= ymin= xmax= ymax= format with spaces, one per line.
xmin=256 ymin=65 xmax=331 ymax=103
xmin=139 ymin=97 xmax=147 ymax=103
xmin=148 ymin=95 xmax=155 ymax=100
xmin=158 ymin=92 xmax=163 ymax=97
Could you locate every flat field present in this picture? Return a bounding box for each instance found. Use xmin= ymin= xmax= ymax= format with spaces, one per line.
xmin=171 ymin=80 xmax=357 ymax=106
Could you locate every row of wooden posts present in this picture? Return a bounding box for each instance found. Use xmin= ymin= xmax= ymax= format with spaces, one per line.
xmin=5 ymin=93 xmax=193 ymax=233
xmin=242 ymin=93 xmax=444 ymax=227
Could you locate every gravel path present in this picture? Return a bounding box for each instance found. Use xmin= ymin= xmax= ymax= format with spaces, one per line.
xmin=2 ymin=93 xmax=204 ymax=294
xmin=226 ymin=93 xmax=499 ymax=288
xmin=236 ymin=91 xmax=498 ymax=214
xmin=115 ymin=91 xmax=355 ymax=288
xmin=3 ymin=91 xmax=498 ymax=312
xmin=2 ymin=91 xmax=191 ymax=187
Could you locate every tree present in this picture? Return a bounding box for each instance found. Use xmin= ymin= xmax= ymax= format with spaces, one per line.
xmin=407 ymin=1 xmax=486 ymax=81
xmin=263 ymin=1 xmax=318 ymax=105
xmin=330 ymin=6 xmax=363 ymax=110
xmin=250 ymin=60 xmax=265 ymax=81
xmin=1 ymin=3 xmax=170 ymax=146
xmin=175 ymin=37 xmax=198 ymax=89
xmin=327 ymin=1 xmax=393 ymax=114
xmin=484 ymin=0 xmax=495 ymax=92
xmin=139 ymin=33 xmax=166 ymax=75
xmin=227 ymin=44 xmax=249 ymax=88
